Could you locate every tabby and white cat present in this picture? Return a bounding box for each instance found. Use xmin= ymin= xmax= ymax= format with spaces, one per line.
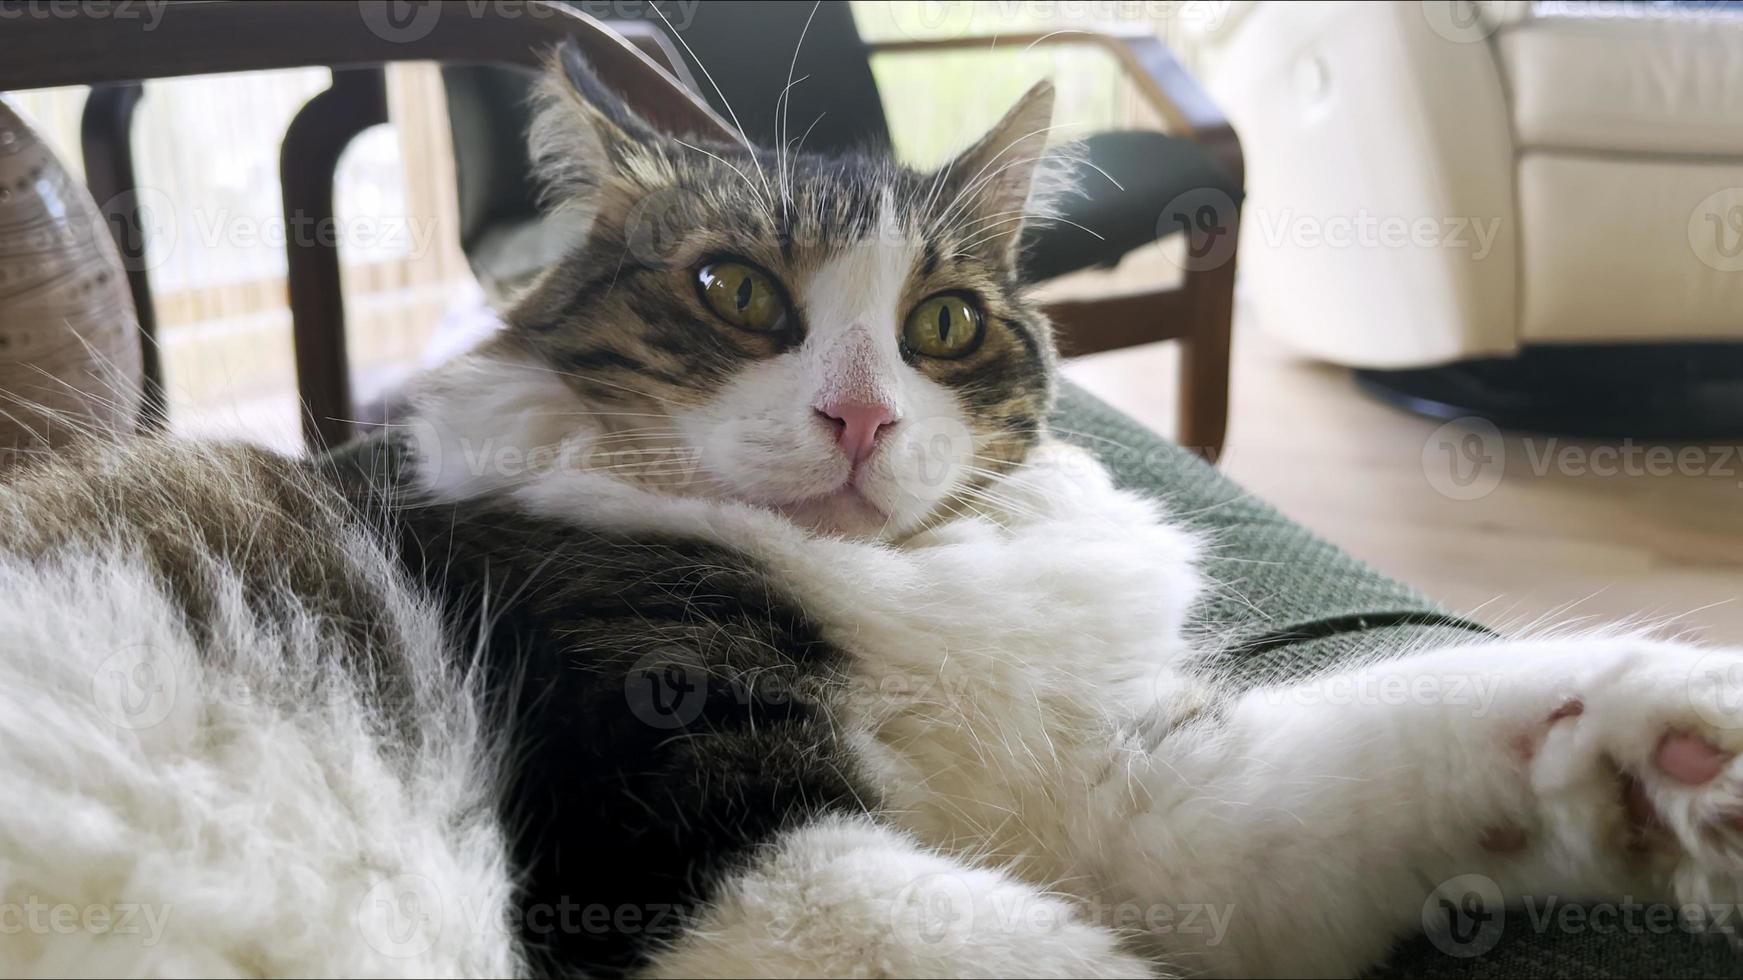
xmin=3 ymin=49 xmax=1743 ymax=978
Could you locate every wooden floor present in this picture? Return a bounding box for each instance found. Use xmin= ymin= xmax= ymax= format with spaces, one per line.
xmin=1063 ymin=314 xmax=1743 ymax=647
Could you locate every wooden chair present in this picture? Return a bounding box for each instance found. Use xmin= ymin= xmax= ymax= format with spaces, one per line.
xmin=0 ymin=0 xmax=1240 ymax=457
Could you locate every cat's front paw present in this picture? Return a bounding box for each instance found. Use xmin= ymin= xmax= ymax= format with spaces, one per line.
xmin=645 ymin=817 xmax=1155 ymax=979
xmin=1525 ymin=645 xmax=1743 ymax=923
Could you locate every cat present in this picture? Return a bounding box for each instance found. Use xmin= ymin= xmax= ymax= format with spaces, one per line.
xmin=3 ymin=44 xmax=1743 ymax=979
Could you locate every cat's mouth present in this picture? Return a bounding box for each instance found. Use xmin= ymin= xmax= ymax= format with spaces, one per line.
xmin=774 ymin=484 xmax=891 ymax=537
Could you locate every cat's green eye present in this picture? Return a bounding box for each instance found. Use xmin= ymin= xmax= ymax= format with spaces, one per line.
xmin=903 ymin=294 xmax=983 ymax=359
xmin=696 ymin=261 xmax=788 ymax=333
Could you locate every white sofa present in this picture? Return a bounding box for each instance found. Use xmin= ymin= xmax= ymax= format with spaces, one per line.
xmin=1191 ymin=0 xmax=1743 ymax=369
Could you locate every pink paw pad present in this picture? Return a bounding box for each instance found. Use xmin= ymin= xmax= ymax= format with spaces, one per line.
xmin=1511 ymin=698 xmax=1585 ymax=764
xmin=1547 ymin=698 xmax=1584 ymax=724
xmin=1654 ymin=731 xmax=1732 ymax=786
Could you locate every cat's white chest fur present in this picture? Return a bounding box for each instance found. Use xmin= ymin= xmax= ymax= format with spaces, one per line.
xmin=510 ymin=440 xmax=1206 ymax=891
xmin=826 ymin=445 xmax=1205 ymax=886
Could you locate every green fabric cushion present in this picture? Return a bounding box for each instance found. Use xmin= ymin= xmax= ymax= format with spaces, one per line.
xmin=1051 ymin=383 xmax=1738 ymax=978
xmin=1052 ymin=385 xmax=1492 ymax=673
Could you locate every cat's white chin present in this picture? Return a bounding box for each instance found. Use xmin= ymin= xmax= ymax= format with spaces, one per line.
xmin=775 ymin=486 xmax=895 ymax=539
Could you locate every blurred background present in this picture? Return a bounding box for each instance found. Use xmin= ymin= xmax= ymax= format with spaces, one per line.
xmin=8 ymin=1 xmax=1210 ymax=449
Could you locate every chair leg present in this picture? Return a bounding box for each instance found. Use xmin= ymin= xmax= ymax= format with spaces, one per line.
xmin=81 ymin=82 xmax=166 ymax=433
xmin=1176 ymin=222 xmax=1238 ymax=462
xmin=280 ymin=67 xmax=388 ymax=452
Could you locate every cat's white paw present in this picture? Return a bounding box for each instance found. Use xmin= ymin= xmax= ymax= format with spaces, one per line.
xmin=645 ymin=817 xmax=1155 ymax=980
xmin=1522 ymin=644 xmax=1743 ymax=922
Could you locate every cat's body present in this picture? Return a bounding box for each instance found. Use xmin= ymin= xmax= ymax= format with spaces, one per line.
xmin=0 ymin=441 xmax=517 ymax=977
xmin=3 ymin=49 xmax=1743 ymax=979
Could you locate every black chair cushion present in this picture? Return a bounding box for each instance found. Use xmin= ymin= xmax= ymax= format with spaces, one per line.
xmin=1019 ymin=129 xmax=1244 ymax=283
xmin=443 ymin=0 xmax=884 ymax=267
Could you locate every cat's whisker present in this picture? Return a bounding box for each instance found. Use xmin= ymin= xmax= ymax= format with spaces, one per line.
xmin=583 ymin=456 xmax=702 ymax=470
xmin=542 ymin=370 xmax=668 ymax=403
xmin=927 ymin=137 xmax=1063 ymax=233
xmin=1073 ymin=156 xmax=1125 ymax=193
xmin=931 ymin=124 xmax=1083 ymax=238
xmin=568 ymin=427 xmax=683 ymax=442
xmin=0 ymin=396 xmax=57 ymax=450
xmin=965 ymin=453 xmax=1028 ymax=469
xmin=18 ymin=362 xmax=138 ymax=429
xmin=553 ymin=411 xmax=682 ymax=426
xmin=580 ymin=425 xmax=683 ymax=439
xmin=957 ymin=207 xmax=1054 ymax=231
xmin=777 ymin=1 xmax=822 ymax=221
xmin=773 ymin=72 xmax=809 ymax=216
xmin=28 ymin=323 xmax=148 ymax=424
xmin=952 ymin=483 xmax=1050 ymax=524
xmin=956 ymin=211 xmax=1104 ymax=257
xmin=648 ymin=2 xmax=777 ymax=216
xmin=672 ymin=138 xmax=774 ymax=214
xmin=576 ymin=449 xmax=698 ymax=462
xmin=788 ymin=111 xmax=827 ymax=169
xmin=925 ymin=123 xmax=1083 ymax=234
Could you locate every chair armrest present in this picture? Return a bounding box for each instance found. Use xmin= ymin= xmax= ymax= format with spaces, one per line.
xmin=0 ymin=0 xmax=731 ymax=141
xmin=865 ymin=30 xmax=1242 ymax=185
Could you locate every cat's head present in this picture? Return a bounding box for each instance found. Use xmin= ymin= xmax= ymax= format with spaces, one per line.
xmin=462 ymin=49 xmax=1071 ymax=540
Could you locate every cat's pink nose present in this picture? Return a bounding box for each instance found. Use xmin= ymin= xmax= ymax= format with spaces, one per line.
xmin=816 ymin=400 xmax=897 ymax=465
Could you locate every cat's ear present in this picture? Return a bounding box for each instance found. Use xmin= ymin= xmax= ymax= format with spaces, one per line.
xmin=527 ymin=42 xmax=664 ymax=215
xmin=937 ymin=80 xmax=1070 ymax=263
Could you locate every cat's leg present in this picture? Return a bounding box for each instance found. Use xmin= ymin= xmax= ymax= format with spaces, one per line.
xmin=643 ymin=814 xmax=1152 ymax=979
xmin=1100 ymin=638 xmax=1743 ymax=978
